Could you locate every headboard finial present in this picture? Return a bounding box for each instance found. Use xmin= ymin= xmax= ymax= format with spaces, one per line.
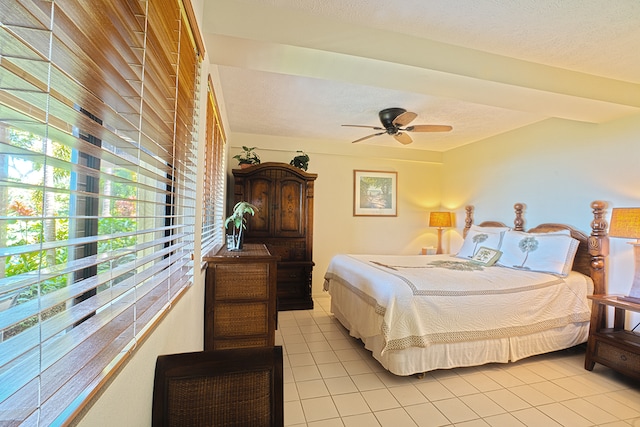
xmin=513 ymin=203 xmax=525 ymax=231
xmin=590 ymin=200 xmax=607 ymax=237
xmin=463 ymin=206 xmax=474 ymax=238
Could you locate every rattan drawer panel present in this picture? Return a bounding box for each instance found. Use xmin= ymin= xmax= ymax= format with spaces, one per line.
xmin=213 ymin=337 xmax=268 ymax=350
xmin=214 ymin=302 xmax=268 ymax=336
xmin=594 ymin=340 xmax=640 ymax=372
xmin=214 ymin=264 xmax=269 ymax=300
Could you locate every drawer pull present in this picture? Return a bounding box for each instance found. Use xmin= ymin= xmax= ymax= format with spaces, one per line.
xmin=620 ymin=354 xmax=627 ymax=361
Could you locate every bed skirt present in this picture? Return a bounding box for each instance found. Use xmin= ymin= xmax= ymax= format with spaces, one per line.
xmin=328 ymin=279 xmax=589 ymax=376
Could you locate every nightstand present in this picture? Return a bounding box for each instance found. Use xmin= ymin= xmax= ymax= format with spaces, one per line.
xmin=584 ymin=294 xmax=640 ymax=380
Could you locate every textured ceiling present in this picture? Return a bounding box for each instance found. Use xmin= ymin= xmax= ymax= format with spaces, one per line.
xmin=201 ymin=0 xmax=640 ymax=151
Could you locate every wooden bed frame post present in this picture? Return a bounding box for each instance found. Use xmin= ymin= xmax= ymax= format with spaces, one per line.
xmin=463 ymin=206 xmax=473 ymax=238
xmin=588 ymin=200 xmax=608 ymax=296
xmin=513 ymin=203 xmax=524 ymax=231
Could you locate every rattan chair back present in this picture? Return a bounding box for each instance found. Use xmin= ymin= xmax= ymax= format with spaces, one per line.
xmin=152 ymin=346 xmax=283 ymax=426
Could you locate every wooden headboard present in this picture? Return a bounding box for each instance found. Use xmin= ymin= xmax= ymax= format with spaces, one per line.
xmin=463 ymin=201 xmax=608 ymax=295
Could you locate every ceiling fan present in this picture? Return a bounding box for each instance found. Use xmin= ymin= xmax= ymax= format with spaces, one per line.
xmin=342 ymin=107 xmax=452 ymax=145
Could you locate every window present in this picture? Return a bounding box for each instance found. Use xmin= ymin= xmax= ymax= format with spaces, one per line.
xmin=0 ymin=0 xmax=201 ymax=424
xmin=202 ymin=79 xmax=227 ymax=255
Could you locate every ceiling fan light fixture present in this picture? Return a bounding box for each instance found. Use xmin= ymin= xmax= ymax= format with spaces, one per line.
xmin=378 ymin=107 xmax=407 ymax=128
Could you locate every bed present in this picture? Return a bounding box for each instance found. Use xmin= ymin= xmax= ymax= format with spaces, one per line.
xmin=323 ymin=201 xmax=608 ymax=376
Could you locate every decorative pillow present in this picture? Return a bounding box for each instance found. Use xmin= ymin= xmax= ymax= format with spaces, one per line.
xmin=497 ymin=230 xmax=579 ymax=276
xmin=456 ymin=225 xmax=509 ymax=259
xmin=471 ymin=247 xmax=502 ymax=266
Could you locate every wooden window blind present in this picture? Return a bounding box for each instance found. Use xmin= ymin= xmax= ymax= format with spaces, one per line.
xmin=202 ymin=79 xmax=226 ymax=256
xmin=0 ymin=0 xmax=201 ymax=425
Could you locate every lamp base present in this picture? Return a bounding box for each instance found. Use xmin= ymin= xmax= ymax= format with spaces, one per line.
xmin=618 ymin=242 xmax=640 ymax=305
xmin=436 ymin=228 xmax=444 ymax=255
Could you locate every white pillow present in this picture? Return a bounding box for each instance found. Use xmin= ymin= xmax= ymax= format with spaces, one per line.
xmin=456 ymin=225 xmax=509 ymax=259
xmin=497 ymin=230 xmax=579 ymax=276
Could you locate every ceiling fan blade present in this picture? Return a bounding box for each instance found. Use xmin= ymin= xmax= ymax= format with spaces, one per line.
xmin=405 ymin=124 xmax=453 ymax=132
xmin=394 ymin=132 xmax=413 ymax=145
xmin=342 ymin=124 xmax=384 ymax=130
xmin=392 ymin=111 xmax=417 ymax=126
xmin=352 ymin=132 xmax=385 ymax=143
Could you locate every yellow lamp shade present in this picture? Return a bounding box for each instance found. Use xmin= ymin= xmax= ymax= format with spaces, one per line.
xmin=609 ymin=208 xmax=640 ymax=239
xmin=429 ymin=211 xmax=452 ymax=228
xmin=609 ymin=207 xmax=640 ymax=303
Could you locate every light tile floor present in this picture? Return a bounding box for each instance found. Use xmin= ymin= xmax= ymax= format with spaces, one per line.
xmin=277 ymin=296 xmax=640 ymax=427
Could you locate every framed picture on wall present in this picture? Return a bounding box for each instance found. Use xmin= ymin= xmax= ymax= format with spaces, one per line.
xmin=353 ymin=170 xmax=397 ymax=216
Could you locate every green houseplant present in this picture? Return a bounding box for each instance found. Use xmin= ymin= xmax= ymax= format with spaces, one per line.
xmin=290 ymin=150 xmax=310 ymax=171
xmin=233 ymin=146 xmax=261 ymax=167
xmin=224 ymin=201 xmax=258 ymax=250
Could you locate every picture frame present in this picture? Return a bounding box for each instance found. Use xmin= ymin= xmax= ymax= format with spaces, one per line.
xmin=353 ymin=170 xmax=397 ymax=216
xmin=471 ymin=246 xmax=502 ymax=266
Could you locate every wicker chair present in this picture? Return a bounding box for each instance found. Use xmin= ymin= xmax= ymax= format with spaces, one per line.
xmin=152 ymin=346 xmax=283 ymax=427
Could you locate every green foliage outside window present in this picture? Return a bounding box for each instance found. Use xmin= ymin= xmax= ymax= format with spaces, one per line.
xmin=2 ymin=127 xmax=140 ymax=338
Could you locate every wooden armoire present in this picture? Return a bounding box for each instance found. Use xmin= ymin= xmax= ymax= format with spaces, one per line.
xmin=232 ymin=162 xmax=317 ymax=310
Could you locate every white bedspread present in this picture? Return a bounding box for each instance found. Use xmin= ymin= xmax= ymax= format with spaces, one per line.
xmin=323 ymin=254 xmax=593 ymax=354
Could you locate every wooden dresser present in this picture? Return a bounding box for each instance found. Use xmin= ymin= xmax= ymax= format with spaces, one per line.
xmin=232 ymin=162 xmax=317 ymax=310
xmin=203 ymin=244 xmax=278 ymax=350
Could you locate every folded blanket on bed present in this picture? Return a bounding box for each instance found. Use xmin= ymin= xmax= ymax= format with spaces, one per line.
xmin=324 ymin=254 xmax=593 ymax=353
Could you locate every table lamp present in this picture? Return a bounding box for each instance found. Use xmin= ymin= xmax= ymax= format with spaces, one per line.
xmin=608 ymin=207 xmax=640 ymax=303
xmin=429 ymin=211 xmax=452 ymax=255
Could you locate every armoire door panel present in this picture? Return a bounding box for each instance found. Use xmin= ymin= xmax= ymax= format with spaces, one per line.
xmin=276 ymin=179 xmax=303 ymax=236
xmin=246 ymin=178 xmax=272 ymax=234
